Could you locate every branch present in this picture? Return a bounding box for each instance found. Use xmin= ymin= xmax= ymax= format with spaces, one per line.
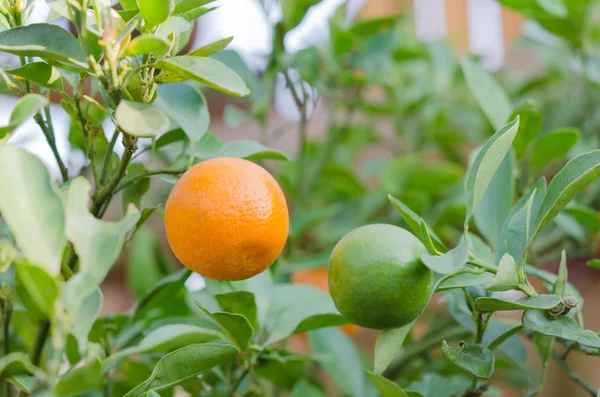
xmin=114 ymin=167 xmax=188 ymax=194
xmin=552 ymin=351 xmax=598 ymax=397
xmin=90 ymin=132 xmax=137 ymax=217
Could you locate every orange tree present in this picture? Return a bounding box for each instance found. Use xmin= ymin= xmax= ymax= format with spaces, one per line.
xmin=0 ymin=1 xmax=600 ymax=397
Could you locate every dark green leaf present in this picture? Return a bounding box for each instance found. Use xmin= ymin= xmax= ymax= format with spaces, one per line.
xmin=115 ymin=100 xmax=171 ymax=137
xmin=461 ymin=58 xmax=511 ymax=130
xmin=155 ymin=56 xmax=250 ymax=97
xmin=530 ymin=150 xmax=600 ymax=242
xmin=154 ymin=82 xmax=209 ymax=142
xmin=0 ymin=145 xmax=65 ymax=276
xmin=441 ymin=341 xmax=495 ymax=378
xmin=522 ymin=310 xmax=600 ymax=348
xmin=365 ymin=371 xmax=410 ymax=397
xmin=374 ymin=322 xmax=413 ymax=374
xmin=15 ymin=262 xmax=59 ymax=319
xmin=309 ymin=328 xmax=365 ymax=396
xmin=510 ymin=101 xmax=542 ymax=160
xmin=265 ymin=285 xmax=344 ymax=345
xmin=56 ymin=359 xmax=103 ymax=396
xmin=106 ymin=324 xmax=222 ymax=369
xmin=465 ymin=117 xmax=520 ymax=227
xmin=421 ymin=240 xmax=469 ymax=274
xmin=255 ymin=350 xmax=311 ymax=389
xmin=388 ymin=195 xmax=446 ymax=252
xmin=216 ymin=291 xmax=257 ymax=330
xmin=407 ymin=373 xmax=468 ymax=397
xmin=0 ymin=24 xmax=86 ymax=67
xmin=123 ymin=343 xmax=238 ymax=396
xmin=196 ymin=304 xmax=253 ymax=351
xmin=474 ymin=294 xmax=561 ymax=313
xmin=7 ymin=62 xmax=62 ymax=90
xmin=530 ymin=128 xmax=580 ymax=176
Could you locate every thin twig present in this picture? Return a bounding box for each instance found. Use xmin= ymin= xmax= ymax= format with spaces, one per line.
xmin=552 ymin=351 xmax=598 ymax=397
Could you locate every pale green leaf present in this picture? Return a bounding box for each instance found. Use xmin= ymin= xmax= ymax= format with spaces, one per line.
xmin=115 ymin=100 xmax=170 ymax=137
xmin=465 ymin=117 xmax=520 ymax=227
xmin=365 ymin=370 xmax=410 ymax=397
xmin=154 ymin=82 xmax=209 ymax=142
xmin=421 ymin=240 xmax=469 ymax=274
xmin=0 ymin=145 xmax=65 ymax=275
xmin=523 ymin=310 xmax=600 ymax=348
xmin=374 ymin=322 xmax=413 ymax=375
xmin=441 ymin=341 xmax=495 ymax=378
xmin=474 ymin=295 xmax=561 ymax=313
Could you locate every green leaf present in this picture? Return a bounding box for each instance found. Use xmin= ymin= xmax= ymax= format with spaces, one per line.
xmin=215 ymin=140 xmax=288 ymax=161
xmin=56 ymin=359 xmax=103 ymax=396
xmin=123 ymin=343 xmax=238 ymax=397
xmin=173 ymin=0 xmax=215 ymax=15
xmin=65 ymin=178 xmax=140 ymax=305
xmin=0 ymin=353 xmax=38 ymax=378
xmin=15 ymin=263 xmax=58 ymax=318
xmin=510 ymin=101 xmax=542 ymax=160
xmin=388 ymin=195 xmax=446 ymax=252
xmin=407 ymin=373 xmax=467 ymax=397
xmin=441 ymin=341 xmax=495 ymax=378
xmin=138 ymin=0 xmax=174 ymax=28
xmin=309 ymin=328 xmax=365 ymax=396
xmin=281 ymin=0 xmax=321 ymax=30
xmin=290 ymin=381 xmax=327 ymax=397
xmin=533 ymin=331 xmax=554 ymax=367
xmin=122 ymin=163 xmax=150 ymax=213
xmin=460 ymin=57 xmax=512 ymax=130
xmin=419 ymin=221 xmax=441 ymax=255
xmin=365 ymin=371 xmax=410 ymax=397
xmin=255 ymin=349 xmax=311 ymax=389
xmin=7 ymin=62 xmax=62 ymax=90
xmin=554 ymin=250 xmax=568 ymax=297
xmin=436 ymin=270 xmax=494 ymax=291
xmin=196 ymin=304 xmax=253 ymax=351
xmin=70 ymin=287 xmax=102 ymax=352
xmin=131 ymin=268 xmax=190 ymax=321
xmin=486 ymin=253 xmax=519 ymax=292
xmin=474 ymin=295 xmax=561 ymax=313
xmin=127 ymin=227 xmax=166 ymax=298
xmin=523 ymin=310 xmax=600 ymax=347
xmin=587 ymin=259 xmax=600 ymax=269
xmin=0 ymin=24 xmax=86 ymax=67
xmin=155 ymin=16 xmax=190 ymax=39
xmin=106 ymin=324 xmax=222 ymax=369
xmin=421 ymin=240 xmax=469 ymax=274
xmin=265 ymin=285 xmax=345 ymax=345
xmin=122 ymin=34 xmax=170 ymax=58
xmin=465 ymin=117 xmax=520 ymax=227
xmin=154 ymin=82 xmax=209 ymax=142
xmin=155 ymin=56 xmax=250 ymax=97
xmin=374 ymin=322 xmax=413 ymax=375
xmin=474 ymin=153 xmax=515 ymax=249
xmin=215 ymin=291 xmax=257 ymax=330
xmin=188 ymin=36 xmax=233 ymax=57
xmin=0 ymin=94 xmax=49 ymax=138
xmin=530 ymin=128 xmax=580 ymax=176
xmin=529 ymin=150 xmax=600 ymax=243
xmin=115 ymin=100 xmax=171 ymax=138
xmin=0 ymin=145 xmax=65 ymax=276
xmin=497 ymin=178 xmax=545 ymax=264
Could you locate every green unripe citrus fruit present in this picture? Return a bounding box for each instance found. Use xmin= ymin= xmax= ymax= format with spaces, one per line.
xmin=328 ymin=224 xmax=433 ymax=330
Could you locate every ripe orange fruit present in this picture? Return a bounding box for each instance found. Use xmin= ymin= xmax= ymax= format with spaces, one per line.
xmin=165 ymin=157 xmax=289 ymax=281
xmin=291 ymin=268 xmax=361 ymax=337
xmin=329 ymin=224 xmax=433 ymax=330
